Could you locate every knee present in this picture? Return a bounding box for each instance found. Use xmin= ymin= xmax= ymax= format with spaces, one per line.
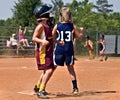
xmin=25 ymin=39 xmax=28 ymax=42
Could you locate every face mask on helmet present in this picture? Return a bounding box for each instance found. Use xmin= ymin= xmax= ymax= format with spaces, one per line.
xmin=47 ymin=11 xmax=55 ymax=28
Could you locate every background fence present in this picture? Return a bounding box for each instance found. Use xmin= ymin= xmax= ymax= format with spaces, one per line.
xmin=0 ymin=26 xmax=120 ymax=57
xmin=74 ymin=30 xmax=120 ymax=57
xmin=0 ymin=35 xmax=35 ymax=57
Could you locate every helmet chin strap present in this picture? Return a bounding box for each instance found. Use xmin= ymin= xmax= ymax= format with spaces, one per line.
xmin=47 ymin=11 xmax=55 ymax=28
xmin=37 ymin=18 xmax=42 ymax=22
xmin=47 ymin=17 xmax=55 ymax=28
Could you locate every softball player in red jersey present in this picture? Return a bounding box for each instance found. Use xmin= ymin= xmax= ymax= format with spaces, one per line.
xmin=32 ymin=4 xmax=55 ymax=99
xmin=84 ymin=35 xmax=94 ymax=59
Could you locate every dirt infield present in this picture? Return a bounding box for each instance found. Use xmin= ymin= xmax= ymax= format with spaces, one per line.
xmin=0 ymin=57 xmax=120 ymax=100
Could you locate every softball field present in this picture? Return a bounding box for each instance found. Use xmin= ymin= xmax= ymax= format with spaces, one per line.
xmin=0 ymin=57 xmax=120 ymax=100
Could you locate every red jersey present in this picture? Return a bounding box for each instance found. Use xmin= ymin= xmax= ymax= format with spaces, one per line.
xmin=35 ymin=23 xmax=54 ymax=70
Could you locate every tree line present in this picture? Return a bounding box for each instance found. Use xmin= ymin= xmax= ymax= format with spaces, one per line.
xmin=0 ymin=0 xmax=120 ymax=36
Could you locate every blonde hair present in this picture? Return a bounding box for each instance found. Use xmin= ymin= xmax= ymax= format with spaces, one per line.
xmin=59 ymin=7 xmax=72 ymax=22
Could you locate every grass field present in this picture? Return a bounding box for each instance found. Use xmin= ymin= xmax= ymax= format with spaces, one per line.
xmin=0 ymin=57 xmax=120 ymax=100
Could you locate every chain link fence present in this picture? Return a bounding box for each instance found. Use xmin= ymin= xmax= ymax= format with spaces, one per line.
xmin=75 ymin=30 xmax=120 ymax=57
xmin=0 ymin=26 xmax=120 ymax=57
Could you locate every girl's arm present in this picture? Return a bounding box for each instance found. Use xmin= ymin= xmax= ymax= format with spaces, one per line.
xmin=23 ymin=27 xmax=27 ymax=34
xmin=32 ymin=24 xmax=49 ymax=46
xmin=52 ymin=24 xmax=65 ymax=46
xmin=52 ymin=24 xmax=57 ymax=37
xmin=103 ymin=40 xmax=106 ymax=45
xmin=89 ymin=40 xmax=93 ymax=49
xmin=84 ymin=41 xmax=87 ymax=47
xmin=52 ymin=24 xmax=58 ymax=43
xmin=74 ymin=25 xmax=83 ymax=40
xmin=18 ymin=26 xmax=22 ymax=33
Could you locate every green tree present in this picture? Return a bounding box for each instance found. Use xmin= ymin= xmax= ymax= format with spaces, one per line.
xmin=108 ymin=12 xmax=120 ymax=30
xmin=51 ymin=0 xmax=64 ymax=23
xmin=0 ymin=0 xmax=120 ymax=36
xmin=0 ymin=19 xmax=17 ymax=36
xmin=12 ymin=0 xmax=42 ymax=27
xmin=51 ymin=0 xmax=63 ymax=10
xmin=68 ymin=0 xmax=97 ymax=30
xmin=93 ymin=0 xmax=113 ymax=14
xmin=0 ymin=20 xmax=5 ymax=26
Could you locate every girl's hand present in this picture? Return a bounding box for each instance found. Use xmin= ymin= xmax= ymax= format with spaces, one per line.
xmin=80 ymin=27 xmax=84 ymax=32
xmin=59 ymin=41 xmax=65 ymax=46
xmin=100 ymin=51 xmax=104 ymax=55
xmin=42 ymin=40 xmax=49 ymax=46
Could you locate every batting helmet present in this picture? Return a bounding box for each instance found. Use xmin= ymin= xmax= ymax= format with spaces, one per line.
xmin=33 ymin=4 xmax=53 ymax=19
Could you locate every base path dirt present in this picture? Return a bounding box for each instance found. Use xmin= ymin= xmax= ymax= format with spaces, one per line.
xmin=0 ymin=57 xmax=120 ymax=100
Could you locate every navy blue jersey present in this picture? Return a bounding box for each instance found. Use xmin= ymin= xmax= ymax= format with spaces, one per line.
xmin=54 ymin=23 xmax=74 ymax=56
xmin=98 ymin=39 xmax=106 ymax=51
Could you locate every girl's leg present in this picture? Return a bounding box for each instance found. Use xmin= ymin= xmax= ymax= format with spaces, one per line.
xmin=99 ymin=51 xmax=104 ymax=61
xmin=37 ymin=68 xmax=53 ymax=99
xmin=67 ymin=65 xmax=78 ymax=94
xmin=89 ymin=50 xmax=94 ymax=59
xmin=24 ymin=39 xmax=29 ymax=46
xmin=38 ymin=72 xmax=45 ymax=86
xmin=67 ymin=65 xmax=76 ymax=80
xmin=21 ymin=39 xmax=26 ymax=46
xmin=39 ymin=68 xmax=53 ymax=92
xmin=34 ymin=72 xmax=45 ymax=93
xmin=35 ymin=66 xmax=56 ymax=93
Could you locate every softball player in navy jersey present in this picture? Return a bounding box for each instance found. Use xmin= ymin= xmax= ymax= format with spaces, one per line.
xmin=52 ymin=7 xmax=83 ymax=94
xmin=97 ymin=34 xmax=108 ymax=61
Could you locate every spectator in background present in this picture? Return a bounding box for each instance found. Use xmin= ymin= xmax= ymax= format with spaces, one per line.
xmin=18 ymin=26 xmax=29 ymax=47
xmin=10 ymin=34 xmax=18 ymax=49
xmin=6 ymin=38 xmax=12 ymax=47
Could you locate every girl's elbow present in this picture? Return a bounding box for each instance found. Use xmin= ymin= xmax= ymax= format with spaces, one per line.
xmin=32 ymin=38 xmax=35 ymax=42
